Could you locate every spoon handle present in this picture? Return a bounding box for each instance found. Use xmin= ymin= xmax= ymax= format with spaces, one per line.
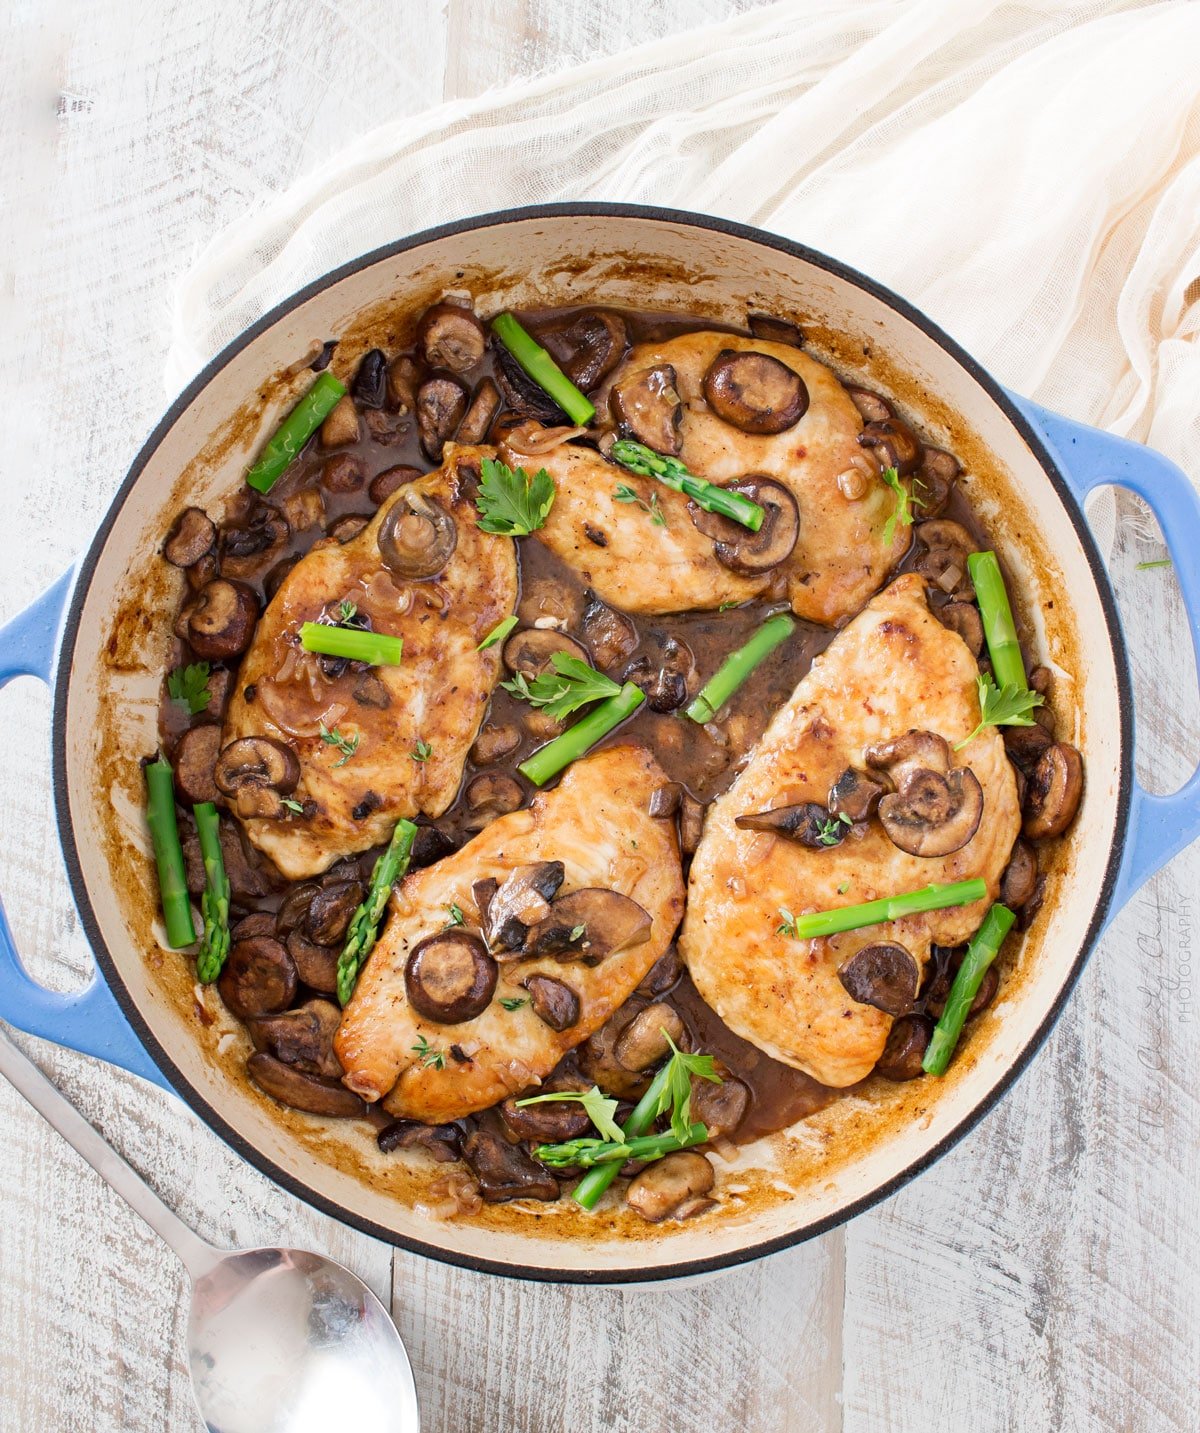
xmin=0 ymin=1023 xmax=219 ymax=1277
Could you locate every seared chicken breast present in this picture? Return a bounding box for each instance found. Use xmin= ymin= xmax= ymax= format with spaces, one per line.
xmin=680 ymin=575 xmax=1021 ymax=1087
xmin=515 ymin=332 xmax=905 ymax=623
xmin=335 ymin=745 xmax=685 ymax=1121
xmin=223 ymin=445 xmax=517 ymax=879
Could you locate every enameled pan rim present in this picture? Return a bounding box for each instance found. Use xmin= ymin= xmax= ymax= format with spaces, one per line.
xmin=51 ymin=203 xmax=1134 ymax=1283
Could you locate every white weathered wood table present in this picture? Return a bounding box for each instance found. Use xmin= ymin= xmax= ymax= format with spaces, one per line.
xmin=1 ymin=3 xmax=1197 ymax=1429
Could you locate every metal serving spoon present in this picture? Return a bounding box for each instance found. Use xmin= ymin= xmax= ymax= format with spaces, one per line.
xmin=0 ymin=1024 xmax=421 ymax=1432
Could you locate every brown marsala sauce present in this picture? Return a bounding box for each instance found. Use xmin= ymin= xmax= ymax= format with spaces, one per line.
xmin=158 ymin=303 xmax=1022 ymax=1152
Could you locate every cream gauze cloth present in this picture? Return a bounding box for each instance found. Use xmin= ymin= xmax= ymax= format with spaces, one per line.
xmin=168 ymin=0 xmax=1200 ymax=556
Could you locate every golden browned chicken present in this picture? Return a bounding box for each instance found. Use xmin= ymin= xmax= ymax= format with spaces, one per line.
xmin=222 ymin=445 xmax=517 ymax=879
xmin=335 ymin=745 xmax=685 ymax=1121
xmin=507 ymin=331 xmax=907 ymax=623
xmin=680 ymin=574 xmax=1021 ymax=1087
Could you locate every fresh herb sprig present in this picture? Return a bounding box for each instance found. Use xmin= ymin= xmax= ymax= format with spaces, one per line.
xmin=954 ymin=675 xmax=1044 ymax=751
xmin=516 ymin=1085 xmax=625 ymax=1143
xmin=167 ymin=662 xmax=211 ymax=716
xmin=475 ymin=458 xmax=555 ymax=537
xmin=880 ymin=466 xmax=913 ymax=546
xmin=445 ymin=902 xmax=465 ymax=927
xmin=412 ymin=1035 xmax=447 ymax=1071
xmin=502 ymin=652 xmax=622 ymax=720
xmin=318 ymin=721 xmax=359 ymax=767
xmin=411 ymin=739 xmax=433 ymax=763
xmin=614 ymin=483 xmax=667 ymax=527
xmin=500 ymin=996 xmax=528 ymax=1011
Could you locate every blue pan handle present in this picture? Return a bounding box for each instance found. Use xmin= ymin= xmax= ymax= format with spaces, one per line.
xmin=1013 ymin=399 xmax=1200 ymax=918
xmin=0 ymin=573 xmax=170 ymax=1090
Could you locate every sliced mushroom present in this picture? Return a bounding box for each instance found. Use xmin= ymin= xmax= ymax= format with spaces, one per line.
xmin=1023 ymin=742 xmax=1083 ymax=840
xmin=351 ymin=348 xmax=388 ymax=409
xmin=263 ymin=555 xmax=300 ymax=601
xmin=1000 ymin=839 xmax=1038 ymax=908
xmin=233 ymin=784 xmax=290 ymax=821
xmin=416 ymin=376 xmax=468 ymax=460
xmin=1016 ymin=874 xmax=1048 ymax=931
xmin=173 ymin=725 xmax=223 ymax=806
xmin=377 ymin=1119 xmax=463 ymax=1161
xmin=649 ymin=782 xmax=682 ymax=819
xmin=845 ymin=387 xmax=893 ymax=424
xmin=623 ymin=649 xmax=690 ymax=714
xmin=306 ymin=880 xmax=364 ymax=945
xmin=410 ymin=825 xmax=458 ymax=870
xmin=838 ymin=942 xmax=920 ymax=1016
xmin=688 ymin=478 xmax=799 ymax=575
xmin=368 ymin=465 xmax=421 ymax=506
xmin=502 ymin=627 xmax=589 ymax=680
xmin=703 ymin=350 xmax=808 ymax=435
xmin=523 ymin=888 xmax=652 ymax=964
xmin=163 ymin=508 xmax=216 ymax=568
xmin=523 ymin=973 xmax=581 ymax=1032
xmin=878 ymin=766 xmax=984 ymax=858
xmin=405 ymin=931 xmax=497 ymax=1024
xmin=377 ymin=490 xmax=458 ymax=579
xmin=457 ymin=377 xmax=502 ymax=445
xmin=609 ymin=362 xmax=683 ymax=454
xmin=470 ymin=723 xmax=522 ymax=766
xmin=747 ymin=312 xmax=804 ymax=347
xmin=320 ymin=395 xmax=360 ymax=450
xmin=387 ymin=354 xmax=423 ymax=412
xmin=637 ymin=946 xmax=684 ymax=997
xmin=581 ymin=594 xmax=638 ymax=671
xmin=859 ymin=415 xmax=921 ymax=475
xmin=185 ymin=550 xmax=219 ymax=592
xmin=275 ymin=883 xmax=318 ymax=936
xmin=214 ymin=736 xmax=300 ymax=798
xmin=462 ymin=773 xmax=524 ymax=832
xmin=249 ymin=998 xmax=342 ymax=1078
xmin=494 ymin=344 xmax=567 ymax=424
xmin=326 ymin=513 xmax=371 ymax=544
xmin=865 ymin=729 xmax=952 ymax=786
xmin=285 ymin=928 xmax=338 ymax=994
xmin=499 ymin=1086 xmax=591 ymax=1142
xmin=626 ymin=1151 xmax=715 ymax=1223
xmin=246 ymin=1052 xmax=364 ymax=1118
xmin=875 ymin=1014 xmax=932 ymax=1081
xmin=614 ymin=1003 xmax=684 ymax=1071
xmin=482 ymin=862 xmax=566 ymax=952
xmin=221 ymin=508 xmax=290 ymax=581
xmin=914 ymin=447 xmax=960 ymax=518
xmin=321 ymin=453 xmax=366 ymax=493
xmin=351 ymin=671 xmax=391 ymax=710
xmin=417 ymin=302 xmax=486 ymax=374
xmin=913 ymin=519 xmax=978 ymax=598
xmin=735 ymin=802 xmax=848 ymax=848
xmin=538 ymin=309 xmax=627 ymax=391
xmin=690 ymin=1071 xmax=748 ymax=1138
xmin=280 ymin=488 xmax=325 ymax=533
xmin=461 ymin=1129 xmax=559 ymax=1203
xmin=828 ymin=767 xmax=886 ymax=823
xmin=230 ymin=912 xmax=275 ymax=942
xmin=218 ymin=937 xmax=298 ymax=1020
xmin=679 ymin=792 xmax=705 ymax=857
xmin=186 ymin=579 xmax=258 ymax=661
xmin=937 ymin=601 xmax=984 ymax=656
xmin=1003 ymin=722 xmax=1054 ymax=776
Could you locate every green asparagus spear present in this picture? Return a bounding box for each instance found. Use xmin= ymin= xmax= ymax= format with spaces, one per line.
xmin=571 ymin=1060 xmax=674 ymax=1210
xmin=536 ymin=1123 xmax=708 ymax=1170
xmin=923 ymin=903 xmax=1016 ymax=1075
xmin=245 ymin=371 xmax=347 ymax=494
xmin=968 ymin=551 xmax=1026 ymax=691
xmin=299 ymin=622 xmax=403 ymax=666
xmin=610 ymin=440 xmax=765 ymax=532
xmin=193 ymin=801 xmax=231 ymax=983
xmin=779 ymin=879 xmax=987 ymax=941
xmin=490 ymin=312 xmax=595 ymax=426
xmin=518 ymin=682 xmax=645 ymax=788
xmin=337 ymin=819 xmax=419 ymax=1006
xmin=685 ymin=612 xmax=796 ymax=723
xmin=144 ymin=758 xmax=196 ymax=949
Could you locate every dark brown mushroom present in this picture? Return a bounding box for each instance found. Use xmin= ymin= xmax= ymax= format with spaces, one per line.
xmin=274 ymin=882 xmax=318 ymax=936
xmin=1004 ymin=721 xmax=1054 ymax=776
xmin=937 ymin=601 xmax=984 ymax=656
xmin=481 ymin=862 xmax=566 ymax=952
xmin=523 ymin=973 xmax=581 ymax=1032
xmin=735 ymin=802 xmax=849 ymax=848
xmin=185 ymin=550 xmax=220 ymax=592
xmin=246 ymin=1053 xmax=364 ymax=1118
xmin=1016 ymin=874 xmax=1047 ymax=931
xmin=214 ymin=736 xmax=300 ymax=798
xmin=523 ymin=888 xmax=652 ymax=964
xmin=913 ymin=518 xmax=978 ymax=598
xmin=351 ymin=671 xmax=391 ymax=710
xmin=470 ymin=723 xmax=522 ymax=766
xmin=416 ymin=376 xmax=468 ymax=460
xmin=280 ymin=488 xmax=325 ymax=534
xmin=186 ymin=579 xmax=258 ymax=661
xmin=859 ymin=415 xmax=921 ymax=475
xmin=231 ymin=912 xmax=276 ymax=942
xmin=377 ymin=1119 xmax=462 ymax=1160
xmin=913 ymin=447 xmax=960 ymax=518
xmin=456 ymin=377 xmax=502 ymax=445
xmin=648 ymin=782 xmax=683 ymax=819
xmin=462 ymin=773 xmax=524 ymax=833
xmin=970 ymin=964 xmax=1000 ymax=1016
xmin=405 ymin=930 xmax=497 ymax=1024
xmin=219 ymin=821 xmax=285 ymax=904
xmin=747 ymin=312 xmax=804 ymax=347
xmin=1000 ymin=839 xmax=1039 ymax=908
xmin=865 ymin=729 xmax=952 ymax=787
xmin=409 ymin=825 xmax=458 ymax=870
xmin=690 ymin=1071 xmax=748 ymax=1138
xmin=220 ymin=509 xmax=288 ymax=573
xmin=679 ymin=792 xmax=706 ymax=857
xmin=623 ymin=638 xmax=692 ymax=714
xmin=538 ymin=309 xmax=627 ymax=390
xmin=578 ymin=1006 xmax=654 ymax=1099
xmin=845 ymin=387 xmax=893 ymax=424
xmin=626 ymin=1151 xmax=714 ymax=1222
xmin=499 ymin=1087 xmax=590 ymax=1142
xmin=351 ymin=348 xmax=388 ymax=408
xmin=875 ymin=1014 xmax=933 ymax=1081
xmin=502 ymin=627 xmax=589 ymax=680
xmin=1023 ymin=742 xmax=1083 ymax=840
xmin=838 ymin=942 xmax=920 ymax=1016
xmin=878 ymin=766 xmax=984 ymax=858
xmin=581 ymin=593 xmax=638 ymax=671
xmin=461 ymin=1129 xmax=559 ymax=1203
xmin=325 ymin=514 xmax=370 ymax=544
xmin=494 ymin=344 xmax=567 ymax=423
xmin=163 ymin=508 xmax=216 ymax=568
xmin=386 ymin=354 xmax=422 ymax=412
xmin=321 ymin=453 xmax=366 ymax=493
xmin=377 ymin=490 xmax=458 ymax=579
xmin=263 ymin=555 xmax=301 ymax=601
xmin=689 ymin=478 xmax=799 ymax=574
xmin=609 ymin=363 xmax=682 ymax=454
xmin=320 ymin=395 xmax=360 ymax=449
xmin=417 ymin=302 xmax=486 ymax=374
xmin=285 ymin=928 xmax=339 ymax=994
xmin=702 ymin=350 xmax=808 ymax=434
xmin=614 ymin=1003 xmax=684 ymax=1071
xmin=249 ymin=998 xmax=342 ymax=1078
xmin=173 ymin=725 xmax=223 ymax=806
xmin=368 ymin=465 xmax=422 ymax=506
xmin=828 ymin=767 xmax=886 ymax=823
xmin=305 ymin=880 xmax=364 ymax=945
xmin=218 ymin=937 xmax=298 ymax=1020
xmin=637 ymin=946 xmax=684 ymax=998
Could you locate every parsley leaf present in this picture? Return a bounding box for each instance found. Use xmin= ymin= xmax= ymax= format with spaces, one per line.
xmin=475 ymin=458 xmax=555 ymax=536
xmin=477 ymin=614 xmax=519 ymax=650
xmin=281 ymin=797 xmax=306 ymax=815
xmin=515 ymin=1085 xmax=624 ymax=1144
xmin=411 ymin=738 xmax=433 ymax=763
xmin=500 ymin=996 xmax=528 ymax=1011
xmin=953 ymin=675 xmax=1045 ymax=751
xmin=166 ymin=662 xmax=211 ymax=716
xmin=411 ymin=1035 xmax=446 ymax=1070
xmin=816 ymin=816 xmax=847 ymax=847
xmin=652 ymin=1031 xmax=723 ymax=1143
xmin=613 ymin=483 xmax=667 ymax=527
xmin=880 ymin=466 xmax=913 ymax=546
xmin=777 ymin=908 xmax=800 ymax=939
xmin=318 ymin=721 xmax=359 ymax=767
xmin=500 ymin=651 xmax=621 ymax=720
